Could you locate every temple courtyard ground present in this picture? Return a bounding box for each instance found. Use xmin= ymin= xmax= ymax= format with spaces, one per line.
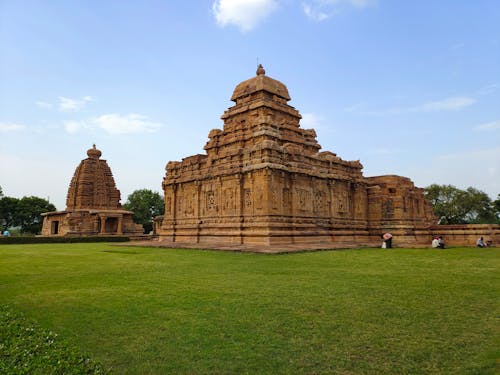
xmin=0 ymin=243 xmax=498 ymax=374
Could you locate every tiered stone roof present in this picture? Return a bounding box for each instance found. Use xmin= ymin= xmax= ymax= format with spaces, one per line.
xmin=66 ymin=145 xmax=121 ymax=210
xmin=164 ymin=65 xmax=363 ymax=186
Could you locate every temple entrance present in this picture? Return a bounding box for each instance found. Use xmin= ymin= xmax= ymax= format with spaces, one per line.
xmin=51 ymin=221 xmax=59 ymax=234
xmin=104 ymin=217 xmax=119 ymax=233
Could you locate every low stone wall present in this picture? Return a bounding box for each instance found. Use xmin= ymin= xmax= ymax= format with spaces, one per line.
xmin=153 ymin=222 xmax=499 ymax=252
xmin=429 ymin=224 xmax=499 ymax=247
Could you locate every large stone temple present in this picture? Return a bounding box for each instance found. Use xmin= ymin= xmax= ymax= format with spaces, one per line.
xmin=41 ymin=145 xmax=143 ymax=237
xmin=157 ymin=65 xmax=438 ymax=249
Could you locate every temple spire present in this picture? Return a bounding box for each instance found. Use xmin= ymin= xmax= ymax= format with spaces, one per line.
xmin=256 ymin=64 xmax=265 ymax=76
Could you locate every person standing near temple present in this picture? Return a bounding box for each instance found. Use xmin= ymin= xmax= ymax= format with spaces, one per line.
xmin=383 ymin=233 xmax=393 ymax=248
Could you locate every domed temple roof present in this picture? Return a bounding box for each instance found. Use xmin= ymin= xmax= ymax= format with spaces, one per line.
xmin=65 ymin=145 xmax=121 ymax=210
xmin=230 ymin=64 xmax=291 ymax=102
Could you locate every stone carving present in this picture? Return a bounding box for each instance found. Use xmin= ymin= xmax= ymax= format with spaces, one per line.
xmin=158 ymin=65 xmax=438 ymax=248
xmin=244 ymin=189 xmax=252 ymax=208
xmin=41 ymin=145 xmax=143 ymax=237
xmin=207 ymin=191 xmax=216 ymax=212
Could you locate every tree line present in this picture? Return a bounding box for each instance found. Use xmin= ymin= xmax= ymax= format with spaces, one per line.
xmin=0 ymin=186 xmax=56 ymax=234
xmin=424 ymin=184 xmax=500 ymax=224
xmin=0 ymin=185 xmax=498 ymax=236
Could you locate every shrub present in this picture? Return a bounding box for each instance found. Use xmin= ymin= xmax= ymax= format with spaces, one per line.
xmin=0 ymin=305 xmax=109 ymax=374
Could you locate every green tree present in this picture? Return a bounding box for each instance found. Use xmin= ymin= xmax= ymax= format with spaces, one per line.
xmin=0 ymin=196 xmax=20 ymax=231
xmin=493 ymin=194 xmax=500 ymax=222
xmin=424 ymin=184 xmax=497 ymax=224
xmin=16 ymin=196 xmax=56 ymax=234
xmin=123 ymin=189 xmax=164 ymax=233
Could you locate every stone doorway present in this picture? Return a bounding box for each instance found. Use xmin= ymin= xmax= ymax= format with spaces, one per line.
xmin=104 ymin=217 xmax=119 ymax=234
xmin=51 ymin=221 xmax=59 ymax=235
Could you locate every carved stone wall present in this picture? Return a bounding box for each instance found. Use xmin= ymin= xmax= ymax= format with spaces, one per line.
xmin=158 ymin=66 xmax=438 ymax=249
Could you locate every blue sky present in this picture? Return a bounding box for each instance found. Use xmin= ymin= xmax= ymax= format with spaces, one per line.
xmin=1 ymin=0 xmax=499 ymax=210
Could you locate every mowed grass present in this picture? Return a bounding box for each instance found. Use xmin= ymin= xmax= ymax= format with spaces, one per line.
xmin=0 ymin=244 xmax=499 ymax=374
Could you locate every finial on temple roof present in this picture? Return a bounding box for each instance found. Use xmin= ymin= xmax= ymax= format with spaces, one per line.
xmin=87 ymin=144 xmax=102 ymax=159
xmin=256 ymin=64 xmax=265 ymax=76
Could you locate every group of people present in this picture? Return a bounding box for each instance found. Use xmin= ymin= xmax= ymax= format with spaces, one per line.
xmin=431 ymin=235 xmax=490 ymax=249
xmin=431 ymin=236 xmax=446 ymax=249
xmin=381 ymin=233 xmax=491 ymax=249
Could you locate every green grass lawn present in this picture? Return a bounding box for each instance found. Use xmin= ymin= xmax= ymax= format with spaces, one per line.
xmin=0 ymin=244 xmax=499 ymax=374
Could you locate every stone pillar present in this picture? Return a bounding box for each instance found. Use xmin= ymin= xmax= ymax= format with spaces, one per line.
xmin=172 ymin=183 xmax=177 ymax=242
xmin=196 ymin=181 xmax=201 ymax=243
xmin=238 ymin=173 xmax=244 ymax=244
xmin=117 ymin=215 xmax=123 ymax=235
xmin=100 ymin=216 xmax=106 ymax=234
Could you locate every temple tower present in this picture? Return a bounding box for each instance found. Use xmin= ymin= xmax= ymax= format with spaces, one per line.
xmin=41 ymin=146 xmax=143 ymax=237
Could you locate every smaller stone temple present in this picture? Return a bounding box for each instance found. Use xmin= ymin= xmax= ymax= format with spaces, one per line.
xmin=41 ymin=145 xmax=143 ymax=236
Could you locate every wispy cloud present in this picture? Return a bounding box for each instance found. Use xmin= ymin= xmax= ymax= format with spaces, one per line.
xmin=361 ymin=96 xmax=476 ymax=116
xmin=212 ymin=0 xmax=278 ymax=32
xmin=62 ymin=114 xmax=163 ymax=135
xmin=473 ymin=120 xmax=500 ymax=132
xmin=450 ymin=42 xmax=465 ymax=50
xmin=372 ymin=147 xmax=399 ymax=155
xmin=301 ymin=112 xmax=324 ymax=128
xmin=58 ymin=96 xmax=93 ymax=112
xmin=476 ymin=83 xmax=498 ymax=96
xmin=302 ymin=0 xmax=375 ymax=22
xmin=92 ymin=114 xmax=162 ymax=135
xmin=35 ymin=101 xmax=53 ymax=109
xmin=302 ymin=3 xmax=330 ymax=21
xmin=344 ymin=102 xmax=365 ymax=112
xmin=63 ymin=120 xmax=89 ymax=134
xmin=415 ymin=96 xmax=476 ymax=112
xmin=0 ymin=122 xmax=26 ymax=133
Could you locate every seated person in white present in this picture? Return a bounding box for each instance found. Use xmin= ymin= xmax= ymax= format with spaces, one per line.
xmin=476 ymin=237 xmax=487 ymax=248
xmin=431 ymin=237 xmax=440 ymax=248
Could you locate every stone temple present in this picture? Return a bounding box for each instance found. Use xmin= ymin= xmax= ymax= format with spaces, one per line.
xmin=157 ymin=65 xmax=438 ymax=249
xmin=41 ymin=145 xmax=143 ymax=236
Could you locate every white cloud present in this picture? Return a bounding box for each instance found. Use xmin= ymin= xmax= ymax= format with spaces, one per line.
xmin=476 ymin=83 xmax=498 ymax=96
xmin=301 ymin=112 xmax=324 ymax=128
xmin=212 ymin=0 xmax=278 ymax=32
xmin=302 ymin=0 xmax=375 ymax=21
xmin=473 ymin=120 xmax=500 ymax=132
xmin=35 ymin=101 xmax=53 ymax=109
xmin=0 ymin=122 xmax=26 ymax=133
xmin=344 ymin=102 xmax=365 ymax=112
xmin=361 ymin=96 xmax=476 ymax=116
xmin=63 ymin=120 xmax=90 ymax=134
xmin=414 ymin=96 xmax=475 ymax=112
xmin=92 ymin=114 xmax=162 ymax=135
xmin=58 ymin=96 xmax=93 ymax=112
xmin=302 ymin=3 xmax=330 ymax=21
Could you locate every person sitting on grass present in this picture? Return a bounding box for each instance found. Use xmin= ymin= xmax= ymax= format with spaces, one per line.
xmin=432 ymin=236 xmax=439 ymax=248
xmin=432 ymin=236 xmax=445 ymax=249
xmin=438 ymin=236 xmax=445 ymax=249
xmin=476 ymin=237 xmax=487 ymax=248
